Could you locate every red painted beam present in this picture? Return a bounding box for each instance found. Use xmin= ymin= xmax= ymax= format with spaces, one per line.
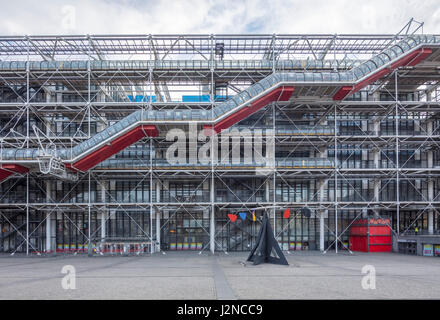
xmin=2 ymin=164 xmax=29 ymax=174
xmin=205 ymin=86 xmax=294 ymax=134
xmin=352 ymin=67 xmax=392 ymax=92
xmin=277 ymin=86 xmax=295 ymax=101
xmin=0 ymin=164 xmax=29 ymax=182
xmin=332 ymin=86 xmax=353 ymax=101
xmin=333 ymin=47 xmax=433 ymax=101
xmin=333 ymin=67 xmax=392 ymax=101
xmin=0 ymin=170 xmax=12 ymax=181
xmin=390 ymin=49 xmax=422 ymax=69
xmin=406 ymin=48 xmax=432 ymax=66
xmin=141 ymin=125 xmax=159 ymax=137
xmin=67 ymin=124 xmax=158 ymax=172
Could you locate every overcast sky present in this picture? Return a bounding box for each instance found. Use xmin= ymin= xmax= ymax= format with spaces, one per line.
xmin=0 ymin=0 xmax=439 ymax=35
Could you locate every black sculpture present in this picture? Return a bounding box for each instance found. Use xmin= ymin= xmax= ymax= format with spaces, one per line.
xmin=247 ymin=212 xmax=289 ymax=265
xmin=301 ymin=207 xmax=311 ymax=218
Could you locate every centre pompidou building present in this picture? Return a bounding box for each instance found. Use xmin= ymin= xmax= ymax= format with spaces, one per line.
xmin=0 ymin=31 xmax=439 ymax=256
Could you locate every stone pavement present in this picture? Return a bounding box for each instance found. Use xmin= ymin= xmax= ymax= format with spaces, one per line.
xmin=0 ymin=251 xmax=439 ymax=299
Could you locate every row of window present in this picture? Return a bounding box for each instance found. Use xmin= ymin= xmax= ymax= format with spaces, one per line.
xmin=1 ymin=178 xmax=438 ymax=204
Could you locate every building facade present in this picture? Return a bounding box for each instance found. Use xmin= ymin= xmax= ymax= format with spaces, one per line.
xmin=0 ymin=33 xmax=440 ymax=256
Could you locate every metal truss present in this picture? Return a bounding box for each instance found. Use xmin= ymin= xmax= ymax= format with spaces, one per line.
xmin=1 ymin=34 xmax=429 ymax=58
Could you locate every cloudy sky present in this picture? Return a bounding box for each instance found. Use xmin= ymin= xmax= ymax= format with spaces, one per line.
xmin=0 ymin=0 xmax=439 ymax=35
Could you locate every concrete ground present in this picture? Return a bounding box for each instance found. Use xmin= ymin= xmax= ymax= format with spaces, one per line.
xmin=0 ymin=251 xmax=439 ymax=299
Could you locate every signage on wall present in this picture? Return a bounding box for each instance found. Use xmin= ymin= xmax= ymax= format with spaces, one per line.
xmin=423 ymin=244 xmax=433 ymax=256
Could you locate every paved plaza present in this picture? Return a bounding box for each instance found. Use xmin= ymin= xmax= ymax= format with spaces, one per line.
xmin=0 ymin=252 xmax=439 ymax=299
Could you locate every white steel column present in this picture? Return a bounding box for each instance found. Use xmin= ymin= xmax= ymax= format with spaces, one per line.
xmin=320 ymin=212 xmax=325 ymax=252
xmin=210 ymin=175 xmax=215 ymax=254
xmin=427 ymin=149 xmax=433 ymax=168
xmin=156 ymin=211 xmax=161 ymax=252
xmin=265 ymin=179 xmax=271 ymax=208
xmin=148 ymin=35 xmax=155 ymax=253
xmin=374 ymin=179 xmax=380 ymax=203
xmin=156 ymin=181 xmax=161 ymax=251
xmin=209 ymin=34 xmax=215 ymax=254
xmin=25 ymin=37 xmax=30 ymax=255
xmin=373 ymin=118 xmax=380 ymax=136
xmin=87 ymin=44 xmax=92 ymax=256
xmin=373 ymin=148 xmax=380 ymax=168
xmin=334 ymin=105 xmax=338 ymax=253
xmin=272 ymin=103 xmax=276 ymax=232
xmin=150 ymin=138 xmax=154 ymax=253
xmin=318 ymin=146 xmax=326 ymax=252
xmin=272 ymin=35 xmax=277 ymax=231
xmin=101 ymin=212 xmax=106 ymax=241
xmin=318 ymin=179 xmax=326 ymax=252
xmin=45 ymin=181 xmax=52 ymax=253
xmin=395 ymin=71 xmax=400 ymax=235
xmin=373 ymin=146 xmax=380 ymax=206
xmin=100 ymin=181 xmax=106 ymax=241
xmin=88 ymin=172 xmax=92 ymax=256
xmin=428 ymin=179 xmax=434 ymax=235
xmin=428 ymin=211 xmax=434 ymax=235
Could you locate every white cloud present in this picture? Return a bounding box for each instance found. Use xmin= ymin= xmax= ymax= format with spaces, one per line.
xmin=0 ymin=0 xmax=437 ymax=35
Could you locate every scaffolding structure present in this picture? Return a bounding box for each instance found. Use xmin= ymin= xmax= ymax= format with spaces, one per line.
xmin=1 ymin=28 xmax=440 ymax=256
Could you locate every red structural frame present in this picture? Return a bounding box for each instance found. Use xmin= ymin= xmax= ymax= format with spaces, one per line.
xmin=0 ymin=164 xmax=29 ymax=182
xmin=349 ymin=218 xmax=392 ymax=252
xmin=66 ymin=124 xmax=158 ymax=172
xmin=333 ymin=48 xmax=433 ymax=101
xmin=204 ymin=86 xmax=294 ymax=134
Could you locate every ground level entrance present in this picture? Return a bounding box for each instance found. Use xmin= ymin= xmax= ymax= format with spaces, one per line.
xmin=160 ymin=211 xmax=209 ymax=251
xmin=3 ymin=209 xmax=439 ymax=254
